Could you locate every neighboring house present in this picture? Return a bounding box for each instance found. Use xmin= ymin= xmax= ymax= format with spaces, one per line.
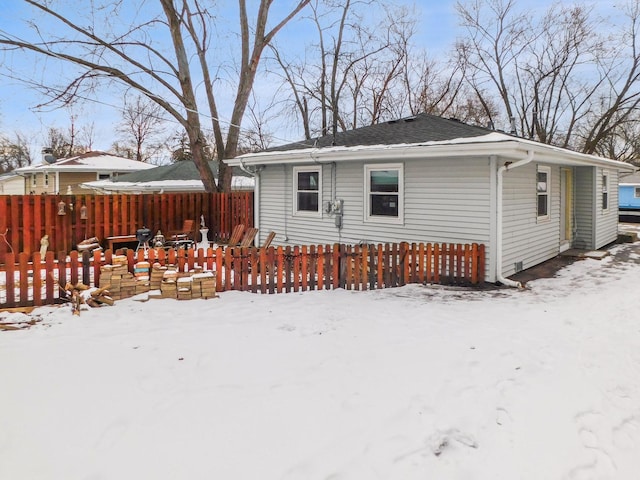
xmin=619 ymin=172 xmax=640 ymax=212
xmin=81 ymin=160 xmax=254 ymax=193
xmin=0 ymin=173 xmax=26 ymax=195
xmin=14 ymin=151 xmax=155 ymax=195
xmin=229 ymin=113 xmax=635 ymax=284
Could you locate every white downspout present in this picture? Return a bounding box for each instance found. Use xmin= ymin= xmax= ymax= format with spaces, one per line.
xmin=239 ymin=159 xmax=261 ymax=243
xmin=496 ymin=150 xmax=535 ymax=288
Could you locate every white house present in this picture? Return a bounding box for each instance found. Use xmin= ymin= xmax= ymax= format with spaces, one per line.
xmin=14 ymin=151 xmax=155 ymax=195
xmin=228 ymin=114 xmax=635 ymax=285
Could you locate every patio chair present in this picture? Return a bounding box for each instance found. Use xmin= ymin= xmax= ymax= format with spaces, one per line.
xmin=239 ymin=227 xmax=259 ymax=248
xmin=167 ymin=219 xmax=196 ymax=242
xmin=165 ymin=219 xmax=196 ymax=250
xmin=224 ymin=224 xmax=246 ymax=247
xmin=260 ymin=231 xmax=276 ymax=249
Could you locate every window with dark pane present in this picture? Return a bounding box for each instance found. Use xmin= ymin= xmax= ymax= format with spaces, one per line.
xmin=602 ymin=172 xmax=609 ymax=210
xmin=537 ymin=169 xmax=549 ymax=217
xmin=297 ymin=170 xmax=319 ymax=212
xmin=370 ymin=169 xmax=399 ymax=216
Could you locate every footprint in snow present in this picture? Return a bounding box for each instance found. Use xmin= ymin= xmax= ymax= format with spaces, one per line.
xmin=428 ymin=428 xmax=478 ymax=456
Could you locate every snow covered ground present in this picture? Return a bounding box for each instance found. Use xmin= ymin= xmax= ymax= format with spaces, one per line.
xmin=2 ymin=237 xmax=640 ymax=479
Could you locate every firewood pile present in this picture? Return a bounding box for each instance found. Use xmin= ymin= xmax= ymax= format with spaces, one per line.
xmin=59 ymin=282 xmax=114 ymax=315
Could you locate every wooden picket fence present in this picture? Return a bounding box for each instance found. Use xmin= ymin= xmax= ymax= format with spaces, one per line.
xmin=0 ymin=192 xmax=253 ymax=263
xmin=0 ymin=242 xmax=485 ymax=308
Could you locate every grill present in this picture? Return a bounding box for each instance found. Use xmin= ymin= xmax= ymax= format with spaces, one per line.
xmin=136 ymin=228 xmax=153 ymax=243
xmin=136 ymin=227 xmax=153 ymax=254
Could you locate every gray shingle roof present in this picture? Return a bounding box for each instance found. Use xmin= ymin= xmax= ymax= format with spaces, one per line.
xmin=112 ymin=161 xmax=249 ymax=183
xmin=268 ymin=113 xmax=494 ymax=152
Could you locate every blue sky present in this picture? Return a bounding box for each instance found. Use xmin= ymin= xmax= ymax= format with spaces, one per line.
xmin=0 ymin=0 xmax=609 ymax=157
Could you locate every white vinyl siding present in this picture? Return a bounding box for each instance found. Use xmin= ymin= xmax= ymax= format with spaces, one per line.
xmin=257 ymin=157 xmax=493 ymax=257
xmin=594 ymin=167 xmax=618 ymax=248
xmin=573 ymin=167 xmax=594 ymax=249
xmin=501 ymin=163 xmax=560 ymax=278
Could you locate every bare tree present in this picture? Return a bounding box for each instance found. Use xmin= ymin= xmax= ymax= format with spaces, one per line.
xmin=45 ymin=119 xmax=91 ymax=159
xmin=271 ymin=0 xmax=422 ymax=140
xmin=456 ymin=0 xmax=531 ymax=131
xmin=456 ymin=0 xmax=640 ymax=160
xmin=0 ymin=132 xmax=33 ymax=172
xmin=0 ymin=0 xmax=310 ymax=191
xmin=116 ymin=95 xmax=167 ymax=162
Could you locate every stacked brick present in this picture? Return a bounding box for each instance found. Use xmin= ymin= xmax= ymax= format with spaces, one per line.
xmin=150 ymin=264 xmax=168 ymax=290
xmin=161 ymin=269 xmax=178 ymax=299
xmin=99 ymin=255 xmax=136 ymax=300
xmin=99 ymin=257 xmax=217 ymax=301
xmin=192 ymin=272 xmax=216 ymax=299
xmin=134 ymin=261 xmax=151 ymax=295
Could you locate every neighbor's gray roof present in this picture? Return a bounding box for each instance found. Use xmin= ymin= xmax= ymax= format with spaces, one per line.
xmin=267 ymin=113 xmax=493 ymax=152
xmin=112 ymin=160 xmax=249 ymax=183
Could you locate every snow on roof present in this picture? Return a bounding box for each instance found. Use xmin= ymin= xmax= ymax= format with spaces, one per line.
xmin=81 ymin=175 xmax=255 ymax=193
xmin=14 ymin=151 xmax=155 ymax=173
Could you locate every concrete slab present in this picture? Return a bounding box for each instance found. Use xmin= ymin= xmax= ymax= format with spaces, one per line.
xmin=560 ymin=249 xmax=610 ymax=260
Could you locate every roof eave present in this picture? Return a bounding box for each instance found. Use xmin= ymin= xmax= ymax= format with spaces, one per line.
xmin=229 ymin=138 xmax=635 ymax=172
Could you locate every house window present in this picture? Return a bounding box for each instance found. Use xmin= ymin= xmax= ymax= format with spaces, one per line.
xmin=44 ymin=173 xmax=49 ymax=187
xmin=537 ymin=166 xmax=550 ymax=220
xmin=293 ymin=166 xmax=321 ymax=215
xmin=97 ymin=173 xmax=111 ymax=180
xmin=365 ymin=163 xmax=403 ymax=223
xmin=602 ymin=170 xmax=609 ymax=211
xmin=32 ymin=174 xmax=37 ymax=187
xmin=634 ymin=187 xmax=640 ymax=198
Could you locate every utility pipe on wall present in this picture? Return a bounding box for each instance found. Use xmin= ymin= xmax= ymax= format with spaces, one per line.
xmin=496 ymin=150 xmax=534 ymax=288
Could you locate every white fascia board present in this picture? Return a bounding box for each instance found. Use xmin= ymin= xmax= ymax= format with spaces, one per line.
xmin=230 ymin=140 xmax=524 ymax=165
xmin=230 ymin=137 xmax=636 ymax=172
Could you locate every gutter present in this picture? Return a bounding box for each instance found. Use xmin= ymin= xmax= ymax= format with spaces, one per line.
xmin=496 ymin=150 xmax=534 ymax=288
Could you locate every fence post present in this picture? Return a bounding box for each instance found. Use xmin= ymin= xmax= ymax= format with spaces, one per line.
xmin=368 ymin=244 xmax=376 ymax=290
xmin=5 ymin=252 xmax=15 ymax=307
xmin=33 ymin=252 xmax=42 ymax=307
xmin=82 ymin=250 xmax=92 ymax=286
xmin=301 ymin=245 xmax=308 ymax=291
xmin=57 ymin=251 xmax=67 ymax=290
xmin=45 ymin=251 xmax=55 ymax=303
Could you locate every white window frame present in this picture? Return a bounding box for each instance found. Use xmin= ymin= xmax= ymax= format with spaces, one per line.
xmin=602 ymin=170 xmax=610 ymax=212
xmin=364 ymin=163 xmax=404 ymax=224
xmin=31 ymin=174 xmax=37 ymax=187
xmin=44 ymin=173 xmax=49 ymax=187
xmin=537 ymin=166 xmax=551 ymax=222
xmin=634 ymin=186 xmax=640 ymax=198
xmin=292 ymin=165 xmax=322 ymax=217
xmin=97 ymin=173 xmax=111 ymax=180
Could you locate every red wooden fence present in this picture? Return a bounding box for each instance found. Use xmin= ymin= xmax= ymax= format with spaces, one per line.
xmin=0 ymin=242 xmax=485 ymax=308
xmin=0 ymin=192 xmax=253 ymax=263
